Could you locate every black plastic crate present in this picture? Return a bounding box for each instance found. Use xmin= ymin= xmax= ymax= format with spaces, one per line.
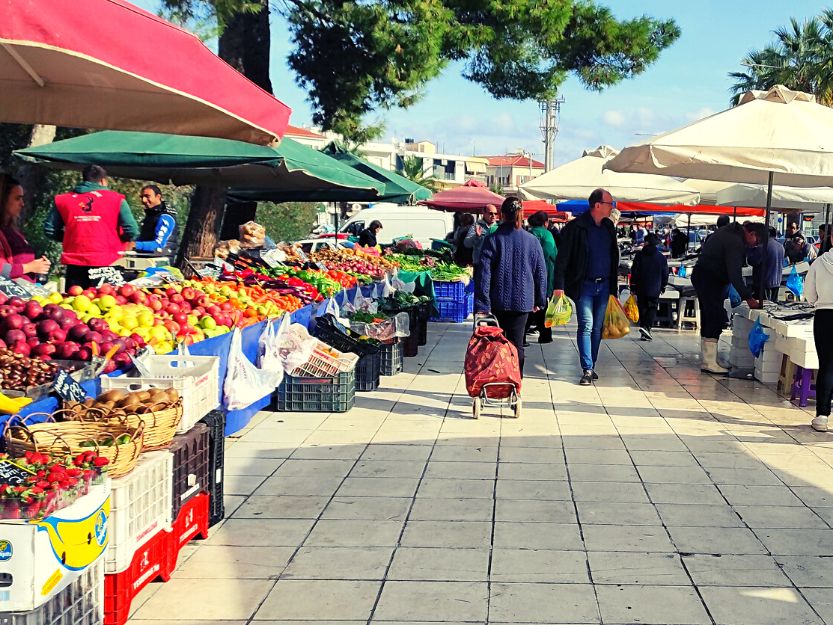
xmin=198 ymin=409 xmax=225 ymax=528
xmin=417 ymin=303 xmax=429 ymax=346
xmin=313 ymin=314 xmax=380 ymax=356
xmin=380 ymin=340 xmax=404 ymax=376
xmin=355 ymin=351 xmax=382 ymax=392
xmin=403 ymin=306 xmax=419 ymax=357
xmin=169 ymin=422 xmax=209 ymax=522
xmin=276 ymin=370 xmax=356 ymax=412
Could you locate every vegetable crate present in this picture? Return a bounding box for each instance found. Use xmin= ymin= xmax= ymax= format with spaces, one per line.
xmin=105 ymin=451 xmax=172 ymax=575
xmin=355 ymin=352 xmax=382 ymax=392
xmin=403 ymin=307 xmax=419 ymax=358
xmin=101 ymin=355 xmax=220 ymax=434
xmin=312 ymin=315 xmax=381 ymax=357
xmin=103 ymin=526 xmax=170 ymax=625
xmin=1 ymin=560 xmax=103 ymax=625
xmin=380 ymin=341 xmax=403 ymax=376
xmin=430 ymin=297 xmax=470 ymax=323
xmin=291 ymin=342 xmax=358 ymax=378
xmin=416 ymin=303 xmax=430 ymax=346
xmin=198 ymin=410 xmax=225 ymax=528
xmin=433 ymin=280 xmax=467 ymax=300
xmin=0 ymin=484 xmax=109 ymax=612
xmin=275 ymin=371 xmax=356 ymax=413
xmin=169 ymin=423 xmax=209 ymax=522
xmin=165 ymin=493 xmax=209 ymax=572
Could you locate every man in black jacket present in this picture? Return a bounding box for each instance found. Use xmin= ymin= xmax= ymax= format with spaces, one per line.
xmin=553 ymin=188 xmax=619 ymax=385
xmin=692 ymin=221 xmax=762 ymax=374
xmin=630 ymin=233 xmax=668 ymax=341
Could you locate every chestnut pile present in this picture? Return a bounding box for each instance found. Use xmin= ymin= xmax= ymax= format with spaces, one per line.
xmin=0 ymin=349 xmax=60 ymax=390
xmin=68 ymin=387 xmax=180 ymax=415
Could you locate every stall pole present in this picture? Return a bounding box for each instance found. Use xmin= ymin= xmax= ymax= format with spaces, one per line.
xmin=758 ymin=171 xmax=774 ymax=303
xmin=687 ymin=214 xmax=691 ymax=250
xmin=824 ymin=203 xmax=831 ymax=254
xmin=733 ymin=206 xmax=738 ymax=223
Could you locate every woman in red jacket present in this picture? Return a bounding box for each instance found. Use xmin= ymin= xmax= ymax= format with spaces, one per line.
xmin=0 ymin=175 xmax=51 ymax=281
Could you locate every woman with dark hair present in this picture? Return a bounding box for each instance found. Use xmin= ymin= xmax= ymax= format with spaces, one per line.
xmin=453 ymin=212 xmax=475 ymax=266
xmin=0 ymin=174 xmax=50 ymax=281
xmin=358 ymin=220 xmax=383 ymax=247
xmin=526 ymin=210 xmax=558 ymax=343
xmin=475 ymin=197 xmax=547 ymax=375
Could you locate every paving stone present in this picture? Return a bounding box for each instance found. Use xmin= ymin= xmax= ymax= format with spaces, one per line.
xmin=374 ymin=581 xmax=489 ymax=622
xmin=699 ymin=586 xmax=823 ymax=625
xmin=254 ymin=580 xmax=381 ymax=620
xmin=490 ymin=549 xmax=589 ymax=583
xmin=388 ymin=547 xmax=489 ymax=581
xmin=683 ymin=554 xmax=792 ymax=587
xmin=595 ymin=585 xmax=710 ymax=624
xmin=587 ymin=552 xmax=689 ymax=585
xmin=489 ymin=583 xmax=600 ymax=623
xmin=283 ymin=546 xmax=393 ymax=580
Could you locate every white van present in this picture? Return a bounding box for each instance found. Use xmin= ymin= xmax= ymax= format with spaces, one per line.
xmin=340 ymin=204 xmax=455 ymax=248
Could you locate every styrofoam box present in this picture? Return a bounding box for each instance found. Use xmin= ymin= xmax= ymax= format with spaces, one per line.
xmin=105 ymin=451 xmax=172 ymax=575
xmin=0 ymin=483 xmax=109 ymax=612
xmin=101 ymin=355 xmax=220 ymax=434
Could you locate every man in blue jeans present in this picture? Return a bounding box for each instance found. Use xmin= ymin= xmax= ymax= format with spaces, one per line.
xmin=553 ymin=188 xmax=619 ymax=385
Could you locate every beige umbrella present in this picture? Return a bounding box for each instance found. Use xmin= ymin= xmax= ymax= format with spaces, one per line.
xmin=519 ymin=145 xmax=700 ymax=204
xmin=716 ymin=183 xmax=833 ymax=213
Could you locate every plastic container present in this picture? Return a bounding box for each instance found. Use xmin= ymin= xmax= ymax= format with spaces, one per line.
xmin=430 ymin=298 xmax=469 ymax=323
xmin=402 ymin=307 xmax=419 ymax=357
xmin=312 ymin=315 xmax=380 ymax=357
xmin=169 ymin=423 xmax=209 ymax=522
xmin=101 ymin=355 xmax=220 ymax=433
xmin=380 ymin=341 xmax=404 ymax=376
xmin=355 ymin=351 xmax=382 ymax=392
xmin=0 ymin=560 xmax=103 ymax=625
xmin=417 ymin=303 xmax=429 ymax=346
xmin=103 ymin=527 xmax=170 ymax=625
xmin=291 ymin=342 xmax=358 ymax=378
xmin=0 ymin=484 xmax=109 ymax=613
xmin=105 ymin=451 xmax=172 ymax=575
xmin=275 ymin=371 xmax=356 ymax=413
xmin=433 ymin=280 xmax=467 ymax=300
xmin=166 ymin=493 xmax=209 ymax=572
xmin=198 ymin=410 xmax=225 ymax=528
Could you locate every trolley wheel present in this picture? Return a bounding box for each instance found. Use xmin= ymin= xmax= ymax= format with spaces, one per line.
xmin=513 ymin=395 xmax=522 ymax=419
xmin=472 ymin=397 xmax=481 ymax=419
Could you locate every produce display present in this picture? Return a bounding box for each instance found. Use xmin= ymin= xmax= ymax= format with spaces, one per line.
xmin=385 ymin=253 xmax=470 ymax=281
xmin=310 ymin=247 xmax=398 ymax=279
xmin=67 ymin=387 xmax=180 ymax=417
xmin=0 ymin=450 xmax=108 ymax=520
xmin=0 ymin=349 xmax=60 ymax=390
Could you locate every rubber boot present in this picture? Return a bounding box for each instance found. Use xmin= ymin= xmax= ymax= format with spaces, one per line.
xmin=700 ymin=338 xmax=729 ymax=374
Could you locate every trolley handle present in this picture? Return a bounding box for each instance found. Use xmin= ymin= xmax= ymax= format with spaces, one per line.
xmin=473 ymin=313 xmax=500 ymax=328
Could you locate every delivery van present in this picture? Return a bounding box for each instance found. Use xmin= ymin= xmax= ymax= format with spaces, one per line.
xmin=340 ymin=204 xmax=455 ymax=248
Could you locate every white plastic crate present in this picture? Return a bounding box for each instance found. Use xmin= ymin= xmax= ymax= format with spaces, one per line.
xmin=0 ymin=560 xmax=102 ymax=625
xmin=105 ymin=451 xmax=172 ymax=574
xmin=0 ymin=484 xmax=109 ymax=612
xmin=101 ymin=355 xmax=220 ymax=434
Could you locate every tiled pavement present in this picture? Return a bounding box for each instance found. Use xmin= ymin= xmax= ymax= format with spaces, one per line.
xmin=128 ymin=321 xmax=833 ymax=625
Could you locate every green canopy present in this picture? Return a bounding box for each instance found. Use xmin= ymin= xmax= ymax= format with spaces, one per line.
xmin=15 ymin=131 xmax=386 ymax=198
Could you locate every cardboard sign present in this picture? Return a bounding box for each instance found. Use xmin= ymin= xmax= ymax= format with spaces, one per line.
xmin=0 ymin=276 xmax=31 ymax=299
xmin=88 ymin=266 xmax=126 ymax=287
xmin=0 ymin=459 xmax=35 ymax=486
xmin=51 ymin=369 xmax=89 ymax=402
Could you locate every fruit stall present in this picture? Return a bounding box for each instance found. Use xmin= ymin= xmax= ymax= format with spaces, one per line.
xmin=0 ymin=244 xmax=456 ymax=625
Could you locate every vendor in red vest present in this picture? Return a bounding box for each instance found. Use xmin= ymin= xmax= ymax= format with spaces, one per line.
xmin=45 ymin=164 xmax=139 ymax=289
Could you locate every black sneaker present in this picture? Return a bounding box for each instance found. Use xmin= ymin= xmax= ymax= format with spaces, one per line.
xmin=592 ymin=371 xmax=599 ymax=380
xmin=579 ymin=370 xmax=593 ymax=385
xmin=639 ymin=327 xmax=653 ymax=341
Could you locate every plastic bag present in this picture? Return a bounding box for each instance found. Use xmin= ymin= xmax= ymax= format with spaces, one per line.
xmin=602 ymin=294 xmax=631 ymax=339
xmin=257 ymin=316 xmax=288 ymax=388
xmin=544 ymin=295 xmax=573 ymax=328
xmin=278 ymin=323 xmax=318 ymax=374
xmin=624 ymin=294 xmax=640 ymax=323
xmin=748 ymin=318 xmax=770 ymax=358
xmin=727 ymin=284 xmax=742 ymax=308
xmin=224 ymin=328 xmax=282 ymax=411
xmin=786 ymin=265 xmax=804 ymax=298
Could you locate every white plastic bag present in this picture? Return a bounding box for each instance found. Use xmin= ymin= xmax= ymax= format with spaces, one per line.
xmin=390 ymin=276 xmax=416 ymax=294
xmin=277 ymin=323 xmax=318 ymax=374
xmin=257 ymin=315 xmax=288 ymax=388
xmin=224 ymin=328 xmax=281 ymax=411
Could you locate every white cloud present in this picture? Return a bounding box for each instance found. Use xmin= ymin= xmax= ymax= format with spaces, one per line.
xmin=602 ymin=110 xmax=626 ymax=127
xmin=686 ymin=106 xmax=716 ymax=121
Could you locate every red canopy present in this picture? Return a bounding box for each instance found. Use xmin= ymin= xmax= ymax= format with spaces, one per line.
xmin=616 ymin=201 xmax=765 ymax=216
xmin=0 ymin=0 xmax=291 ymax=144
xmin=421 ymin=180 xmax=505 ymax=212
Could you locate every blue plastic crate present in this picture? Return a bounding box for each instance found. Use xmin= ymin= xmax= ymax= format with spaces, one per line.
xmin=430 ymin=298 xmax=469 ymax=323
xmin=433 ymin=280 xmax=467 ymax=301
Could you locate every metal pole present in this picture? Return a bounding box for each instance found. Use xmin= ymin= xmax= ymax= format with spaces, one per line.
xmin=758 ymin=171 xmax=774 ymax=302
xmin=824 ymin=203 xmax=831 ymax=254
xmin=733 ymin=206 xmax=737 ymax=223
xmin=687 ymin=214 xmax=692 ymax=252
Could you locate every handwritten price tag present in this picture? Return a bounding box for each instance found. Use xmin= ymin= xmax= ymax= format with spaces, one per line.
xmin=51 ymin=370 xmax=88 ymax=403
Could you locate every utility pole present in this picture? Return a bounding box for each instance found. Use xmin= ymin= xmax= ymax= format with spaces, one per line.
xmin=539 ymin=96 xmax=564 ymax=172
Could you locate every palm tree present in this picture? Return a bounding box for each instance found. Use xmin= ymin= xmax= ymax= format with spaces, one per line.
xmin=401 ymin=155 xmax=439 ymax=191
xmin=730 ymin=13 xmax=833 ymax=105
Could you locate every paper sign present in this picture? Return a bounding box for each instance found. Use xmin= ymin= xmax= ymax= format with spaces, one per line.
xmin=88 ymin=266 xmax=126 ymax=287
xmin=51 ymin=370 xmax=89 ymax=402
xmin=0 ymin=276 xmax=30 ymax=299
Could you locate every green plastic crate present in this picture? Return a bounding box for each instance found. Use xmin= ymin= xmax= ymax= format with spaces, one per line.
xmin=275 ymin=370 xmax=356 ymax=412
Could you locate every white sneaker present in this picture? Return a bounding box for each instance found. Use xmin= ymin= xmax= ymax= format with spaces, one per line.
xmin=812 ymin=416 xmax=829 ymax=432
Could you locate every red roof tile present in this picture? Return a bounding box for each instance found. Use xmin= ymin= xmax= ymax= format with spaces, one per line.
xmin=483 ymin=155 xmax=545 ymax=168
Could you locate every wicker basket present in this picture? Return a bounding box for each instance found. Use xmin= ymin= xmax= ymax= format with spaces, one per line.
xmin=69 ymin=400 xmax=184 ymax=452
xmin=4 ymin=414 xmax=144 ymax=478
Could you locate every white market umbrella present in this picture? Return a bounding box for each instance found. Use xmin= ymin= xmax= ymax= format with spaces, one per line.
xmin=519 ymin=145 xmax=700 ymax=204
xmin=716 ymin=183 xmax=833 ymax=213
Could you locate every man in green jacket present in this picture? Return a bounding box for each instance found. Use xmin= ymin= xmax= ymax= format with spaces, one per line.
xmin=527 ymin=210 xmax=558 ymax=343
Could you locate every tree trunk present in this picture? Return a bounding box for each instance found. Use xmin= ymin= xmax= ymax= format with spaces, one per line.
xmin=218 ymin=1 xmax=272 ymax=93
xmin=176 ymin=185 xmax=227 ymax=267
xmin=177 ymin=2 xmax=272 ymax=265
xmin=18 ymin=124 xmax=56 ymax=221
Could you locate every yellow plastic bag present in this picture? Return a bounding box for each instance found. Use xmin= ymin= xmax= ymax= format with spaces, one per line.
xmin=624 ymin=294 xmax=639 ymax=323
xmin=544 ymin=294 xmax=572 ymax=328
xmin=602 ymin=294 xmax=631 ymax=339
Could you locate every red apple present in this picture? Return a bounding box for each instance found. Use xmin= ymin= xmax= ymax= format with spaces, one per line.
xmin=4 ymin=329 xmax=25 ymax=345
xmin=50 ymin=328 xmax=66 ymax=343
xmin=7 ymin=297 xmax=25 ymax=312
xmin=12 ymin=341 xmax=30 ymax=357
xmin=170 ymin=293 xmax=184 ymax=305
xmin=33 ymin=343 xmax=56 ymax=358
xmin=56 ymin=341 xmax=79 ymax=359
xmin=21 ymin=323 xmax=37 ymax=339
xmin=36 ymin=319 xmax=60 ymax=339
xmin=118 ymin=284 xmax=136 ymax=298
xmin=68 ymin=325 xmax=90 ymax=342
xmin=97 ymin=284 xmax=114 ymax=296
xmin=86 ymin=332 xmax=103 ymax=344
xmin=181 ymin=287 xmax=196 ymax=301
xmin=67 ymin=285 xmax=84 ymax=296
xmin=23 ymin=301 xmax=43 ymax=320
xmin=76 ymin=346 xmax=91 ymax=361
xmin=4 ymin=314 xmax=24 ymax=330
xmin=172 ymin=312 xmax=188 ymax=326
xmin=115 ymin=295 xmax=127 ymax=305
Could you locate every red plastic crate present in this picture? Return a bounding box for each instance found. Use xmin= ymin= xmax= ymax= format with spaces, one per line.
xmin=103 ymin=528 xmax=171 ymax=625
xmin=166 ymin=493 xmax=210 ymax=572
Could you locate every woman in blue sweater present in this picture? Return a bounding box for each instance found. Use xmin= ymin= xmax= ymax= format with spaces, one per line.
xmin=475 ymin=197 xmax=547 ymax=375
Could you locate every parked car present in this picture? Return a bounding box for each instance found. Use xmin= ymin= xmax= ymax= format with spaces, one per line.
xmin=340 ymin=204 xmax=455 ymax=248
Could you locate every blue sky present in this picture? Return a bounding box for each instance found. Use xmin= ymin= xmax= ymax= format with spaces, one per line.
xmin=137 ymin=1 xmax=824 ymax=163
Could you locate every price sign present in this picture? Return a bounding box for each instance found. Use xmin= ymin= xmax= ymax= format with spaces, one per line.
xmin=315 ymin=262 xmax=329 ymax=271
xmin=0 ymin=459 xmax=35 ymax=486
xmin=261 ymin=248 xmax=286 ymax=268
xmin=51 ymin=369 xmax=89 ymax=403
xmin=88 ymin=266 xmax=126 ymax=287
xmin=0 ymin=276 xmax=31 ymax=299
